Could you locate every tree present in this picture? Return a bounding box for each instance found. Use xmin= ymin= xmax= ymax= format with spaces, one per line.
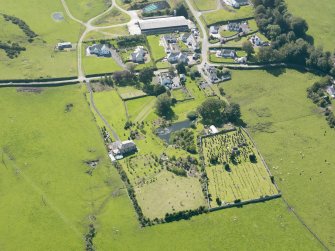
xmin=176 ymin=4 xmax=188 ymax=19
xmin=139 ymin=67 xmax=154 ymax=84
xmin=224 ymin=103 xmax=241 ymax=123
xmin=155 ymin=93 xmax=173 ymax=117
xmin=290 ymin=16 xmax=308 ymax=37
xmin=197 ymin=98 xmax=226 ymax=126
xmin=176 ymin=63 xmax=186 ymax=74
xmin=242 ymin=41 xmax=254 ymax=56
xmin=187 ymin=111 xmax=198 ymax=121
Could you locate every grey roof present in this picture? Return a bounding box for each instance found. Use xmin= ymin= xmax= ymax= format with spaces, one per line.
xmin=139 ymin=16 xmax=189 ymax=31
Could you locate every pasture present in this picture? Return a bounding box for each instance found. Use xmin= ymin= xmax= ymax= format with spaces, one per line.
xmin=65 ymin=0 xmax=112 ymax=21
xmin=125 ymin=96 xmax=156 ymax=122
xmin=0 ymin=0 xmax=81 ymax=79
xmin=0 ymin=85 xmax=125 ymax=250
xmin=286 ymin=0 xmax=335 ymax=51
xmin=202 ymin=129 xmax=278 ymax=207
xmin=202 ymin=6 xmax=254 ymax=26
xmin=224 ymin=69 xmax=335 ymax=248
xmin=84 ymin=26 xmax=129 ymax=40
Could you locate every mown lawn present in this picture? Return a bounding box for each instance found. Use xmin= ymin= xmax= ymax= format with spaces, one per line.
xmin=0 ymin=0 xmax=82 ymax=79
xmin=202 ymin=6 xmax=254 ymax=25
xmin=224 ymin=69 xmax=335 ymax=248
xmin=0 ymin=85 xmax=126 ymax=250
xmin=147 ymin=35 xmax=166 ymax=62
xmin=286 ymin=0 xmax=335 ymax=51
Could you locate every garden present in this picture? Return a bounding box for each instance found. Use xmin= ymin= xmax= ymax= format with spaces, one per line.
xmin=202 ymin=129 xmax=279 ymax=207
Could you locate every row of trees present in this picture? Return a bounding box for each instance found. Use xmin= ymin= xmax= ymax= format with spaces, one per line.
xmin=3 ymin=14 xmax=38 ymax=42
xmin=253 ymin=0 xmax=335 ymax=75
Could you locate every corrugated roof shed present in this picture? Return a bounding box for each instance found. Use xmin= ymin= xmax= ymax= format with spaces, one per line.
xmin=139 ymin=16 xmax=189 ymax=30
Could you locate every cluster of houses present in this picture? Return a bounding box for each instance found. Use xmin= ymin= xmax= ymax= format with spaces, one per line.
xmin=86 ymin=43 xmax=111 ymax=57
xmin=249 ymin=35 xmax=269 ymax=47
xmin=223 ymin=0 xmax=250 ymax=9
xmin=161 ymin=29 xmax=200 ymax=65
xmin=108 ymin=140 xmax=137 ymax=161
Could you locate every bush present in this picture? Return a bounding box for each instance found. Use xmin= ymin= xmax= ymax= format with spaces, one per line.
xmin=187 ymin=111 xmax=198 ymax=121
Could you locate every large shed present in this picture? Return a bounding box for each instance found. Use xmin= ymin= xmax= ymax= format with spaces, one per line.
xmin=138 ymin=16 xmax=190 ymax=34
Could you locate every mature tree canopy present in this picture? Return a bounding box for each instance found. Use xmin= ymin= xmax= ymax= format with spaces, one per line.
xmin=139 ymin=67 xmax=154 ymax=84
xmin=155 ymin=93 xmax=173 ymax=118
xmin=242 ymin=41 xmax=254 ymax=56
xmin=197 ymin=98 xmax=226 ymax=126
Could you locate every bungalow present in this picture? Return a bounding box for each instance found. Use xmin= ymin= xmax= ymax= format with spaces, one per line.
xmin=204 ymin=64 xmax=219 ymax=83
xmin=327 ymin=85 xmax=335 ymax=99
xmin=57 ymin=42 xmax=72 ymax=50
xmin=160 ymin=73 xmax=173 ymax=87
xmin=186 ymin=34 xmax=200 ymax=51
xmin=227 ymin=22 xmax=249 ymax=33
xmin=167 ymin=52 xmax=188 ymax=64
xmin=131 ymin=46 xmax=146 ymax=63
xmin=225 ymin=0 xmax=249 ymax=8
xmin=87 ymin=44 xmax=111 ymax=57
xmin=217 ymin=49 xmax=237 ymax=59
xmin=210 ymin=26 xmax=219 ymax=34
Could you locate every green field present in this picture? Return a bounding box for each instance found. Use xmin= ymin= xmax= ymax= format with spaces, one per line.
xmin=92 ymin=7 xmax=130 ymax=26
xmin=0 ymin=85 xmax=124 ymax=250
xmin=202 ymin=6 xmax=254 ymax=25
xmin=286 ymin=0 xmax=335 ymax=51
xmin=203 ymin=130 xmax=278 ymax=207
xmin=147 ymin=35 xmax=166 ymax=62
xmin=224 ymin=69 xmax=335 ymax=248
xmin=84 ymin=26 xmax=129 ymax=40
xmin=117 ymin=86 xmax=147 ymax=100
xmin=124 ymin=154 xmax=205 ymax=219
xmin=192 ymin=0 xmax=217 ymax=11
xmin=126 ymin=96 xmax=156 ymax=122
xmin=65 ymin=0 xmax=112 ymax=21
xmin=0 ymin=0 xmax=81 ymax=79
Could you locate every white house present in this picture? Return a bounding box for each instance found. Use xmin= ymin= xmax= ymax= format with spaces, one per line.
xmin=327 ymin=85 xmax=335 ymax=99
xmin=216 ymin=49 xmax=237 ymax=59
xmin=87 ymin=44 xmax=111 ymax=57
xmin=131 ymin=46 xmax=146 ymax=63
xmin=109 ymin=140 xmax=137 ymax=157
xmin=167 ymin=52 xmax=188 ymax=64
xmin=210 ymin=26 xmax=219 ymax=34
xmin=250 ymin=35 xmax=263 ymax=46
xmin=209 ymin=125 xmax=219 ymax=134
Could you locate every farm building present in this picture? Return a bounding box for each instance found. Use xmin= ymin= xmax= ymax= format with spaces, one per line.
xmin=138 ymin=16 xmax=190 ymax=34
xmin=87 ymin=44 xmax=111 ymax=57
xmin=57 ymin=42 xmax=72 ymax=50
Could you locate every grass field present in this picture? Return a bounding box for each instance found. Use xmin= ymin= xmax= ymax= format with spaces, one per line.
xmin=126 ymin=96 xmax=156 ymax=122
xmin=124 ymin=154 xmax=205 ymax=219
xmin=0 ymin=0 xmax=81 ymax=79
xmin=202 ymin=130 xmax=278 ymax=207
xmin=224 ymin=69 xmax=335 ymax=249
xmin=147 ymin=35 xmax=166 ymax=62
xmin=92 ymin=89 xmax=128 ymax=140
xmin=92 ymin=7 xmax=130 ymax=26
xmin=192 ymin=0 xmax=217 ymax=11
xmin=65 ymin=0 xmax=112 ymax=21
xmin=117 ymin=86 xmax=147 ymax=100
xmin=286 ymin=0 xmax=335 ymax=51
xmin=202 ymin=6 xmax=254 ymax=25
xmin=84 ymin=26 xmax=129 ymax=40
xmin=0 ymin=85 xmax=126 ymax=250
